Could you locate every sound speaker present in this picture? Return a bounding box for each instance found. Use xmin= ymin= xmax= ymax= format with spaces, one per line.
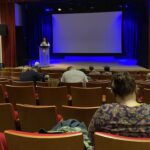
xmin=0 ymin=24 xmax=7 ymax=36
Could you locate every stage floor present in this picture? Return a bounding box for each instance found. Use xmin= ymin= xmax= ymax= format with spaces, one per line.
xmin=45 ymin=56 xmax=149 ymax=72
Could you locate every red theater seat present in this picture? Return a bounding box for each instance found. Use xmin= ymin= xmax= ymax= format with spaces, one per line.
xmin=0 ymin=132 xmax=7 ymax=150
xmin=94 ymin=132 xmax=150 ymax=150
xmin=5 ymin=130 xmax=83 ymax=150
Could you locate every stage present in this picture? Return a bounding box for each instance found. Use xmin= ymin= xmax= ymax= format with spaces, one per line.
xmin=38 ymin=56 xmax=149 ymax=72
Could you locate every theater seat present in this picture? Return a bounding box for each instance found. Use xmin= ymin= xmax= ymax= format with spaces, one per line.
xmin=37 ymin=86 xmax=68 ymax=113
xmin=94 ymin=132 xmax=150 ymax=150
xmin=5 ymin=130 xmax=84 ymax=150
xmin=0 ymin=132 xmax=7 ymax=150
xmin=71 ymin=87 xmax=103 ymax=107
xmin=5 ymin=85 xmax=36 ymax=108
xmin=16 ymin=104 xmax=58 ymax=132
xmin=61 ymin=105 xmax=99 ymax=127
xmin=0 ymin=103 xmax=16 ymax=132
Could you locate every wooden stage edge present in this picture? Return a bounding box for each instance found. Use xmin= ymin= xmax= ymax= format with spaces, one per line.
xmin=39 ymin=62 xmax=150 ymax=72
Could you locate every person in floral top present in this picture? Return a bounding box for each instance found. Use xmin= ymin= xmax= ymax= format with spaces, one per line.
xmin=88 ymin=72 xmax=150 ymax=146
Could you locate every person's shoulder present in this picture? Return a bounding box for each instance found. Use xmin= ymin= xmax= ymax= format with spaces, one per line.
xmin=62 ymin=70 xmax=71 ymax=76
xmin=76 ymin=70 xmax=87 ymax=75
xmin=98 ymin=103 xmax=118 ymax=112
xmin=139 ymin=103 xmax=150 ymax=110
xmin=63 ymin=70 xmax=70 ymax=74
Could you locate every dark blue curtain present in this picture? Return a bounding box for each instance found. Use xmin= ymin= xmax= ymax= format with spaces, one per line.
xmin=123 ymin=4 xmax=148 ymax=67
xmin=123 ymin=10 xmax=139 ymax=58
xmin=24 ymin=9 xmax=52 ymax=60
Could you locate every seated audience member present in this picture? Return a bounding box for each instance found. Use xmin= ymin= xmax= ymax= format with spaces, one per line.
xmin=88 ymin=66 xmax=100 ymax=75
xmin=61 ymin=66 xmax=88 ymax=83
xmin=20 ymin=66 xmax=45 ymax=84
xmin=102 ymin=65 xmax=112 ymax=75
xmin=146 ymin=73 xmax=150 ymax=82
xmin=79 ymin=68 xmax=87 ymax=74
xmin=88 ymin=72 xmax=150 ymax=146
xmin=80 ymin=68 xmax=91 ymax=81
xmin=33 ymin=61 xmax=41 ymax=72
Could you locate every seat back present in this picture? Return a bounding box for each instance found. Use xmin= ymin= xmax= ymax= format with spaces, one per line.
xmin=0 ymin=71 xmax=11 ymax=78
xmin=37 ymin=86 xmax=68 ymax=112
xmin=5 ymin=130 xmax=84 ymax=150
xmin=143 ymin=88 xmax=150 ymax=104
xmin=60 ymin=82 xmax=83 ymax=94
xmin=16 ymin=104 xmax=57 ymax=132
xmin=48 ymin=73 xmax=62 ymax=79
xmin=88 ymin=75 xmax=100 ymax=80
xmin=11 ymin=72 xmax=21 ymax=80
xmin=61 ymin=105 xmax=99 ymax=127
xmin=94 ymin=132 xmax=150 ymax=150
xmin=0 ymin=85 xmax=5 ymax=103
xmin=104 ymin=87 xmax=115 ymax=103
xmin=48 ymin=78 xmax=60 ymax=87
xmin=0 ymin=103 xmax=16 ymax=132
xmin=99 ymin=74 xmax=112 ymax=80
xmin=0 ymin=78 xmax=8 ymax=81
xmin=6 ymin=85 xmax=36 ymax=108
xmin=136 ymin=81 xmax=150 ymax=97
xmin=86 ymin=81 xmax=111 ymax=93
xmin=0 ymin=80 xmax=10 ymax=89
xmin=12 ymin=81 xmax=34 ymax=86
xmin=36 ymin=81 xmax=49 ymax=87
xmin=71 ymin=87 xmax=103 ymax=107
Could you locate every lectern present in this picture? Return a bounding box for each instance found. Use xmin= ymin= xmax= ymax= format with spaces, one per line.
xmin=39 ymin=46 xmax=50 ymax=66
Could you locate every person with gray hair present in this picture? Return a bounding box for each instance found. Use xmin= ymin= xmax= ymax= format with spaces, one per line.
xmin=20 ymin=66 xmax=45 ymax=84
xmin=33 ymin=61 xmax=41 ymax=72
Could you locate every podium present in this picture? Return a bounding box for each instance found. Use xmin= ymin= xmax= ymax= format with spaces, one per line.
xmin=39 ymin=46 xmax=50 ymax=66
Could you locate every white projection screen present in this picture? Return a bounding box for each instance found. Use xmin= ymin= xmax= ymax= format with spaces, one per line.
xmin=52 ymin=12 xmax=122 ymax=54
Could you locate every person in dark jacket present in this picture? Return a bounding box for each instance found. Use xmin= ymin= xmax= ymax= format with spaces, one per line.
xmin=20 ymin=66 xmax=45 ymax=84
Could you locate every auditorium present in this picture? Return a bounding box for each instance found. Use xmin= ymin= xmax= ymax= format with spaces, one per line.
xmin=0 ymin=0 xmax=150 ymax=150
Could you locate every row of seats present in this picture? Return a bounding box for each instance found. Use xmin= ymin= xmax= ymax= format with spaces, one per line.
xmin=0 ymin=80 xmax=150 ymax=107
xmin=0 ymin=69 xmax=148 ymax=81
xmin=1 ymin=103 xmax=150 ymax=150
xmin=2 ymin=130 xmax=150 ymax=150
xmin=0 ymin=103 xmax=99 ymax=132
xmin=0 ymin=84 xmax=115 ymax=108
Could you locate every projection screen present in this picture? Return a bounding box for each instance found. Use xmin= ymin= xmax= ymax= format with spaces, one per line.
xmin=52 ymin=12 xmax=122 ymax=54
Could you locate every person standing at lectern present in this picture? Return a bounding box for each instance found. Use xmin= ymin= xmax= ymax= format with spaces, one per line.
xmin=40 ymin=37 xmax=50 ymax=47
xmin=40 ymin=37 xmax=50 ymax=66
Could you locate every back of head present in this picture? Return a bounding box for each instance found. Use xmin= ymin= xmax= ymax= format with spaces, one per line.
xmin=66 ymin=66 xmax=74 ymax=71
xmin=89 ymin=66 xmax=94 ymax=71
xmin=111 ymin=72 xmax=136 ymax=98
xmin=79 ymin=68 xmax=87 ymax=74
xmin=34 ymin=62 xmax=40 ymax=67
xmin=33 ymin=62 xmax=41 ymax=72
xmin=104 ymin=65 xmax=110 ymax=72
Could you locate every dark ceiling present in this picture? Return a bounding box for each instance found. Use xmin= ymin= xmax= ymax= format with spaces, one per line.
xmin=14 ymin=0 xmax=146 ymax=13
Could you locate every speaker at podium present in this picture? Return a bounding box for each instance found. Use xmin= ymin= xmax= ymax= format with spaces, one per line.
xmin=39 ymin=38 xmax=50 ymax=66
